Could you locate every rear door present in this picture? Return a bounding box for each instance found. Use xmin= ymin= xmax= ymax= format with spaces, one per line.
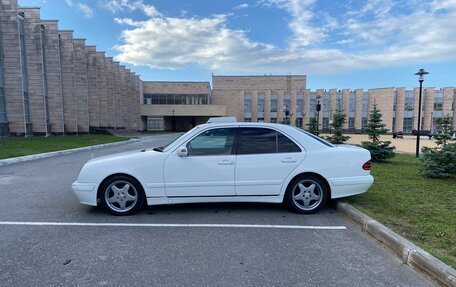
xmin=234 ymin=127 xmax=306 ymax=196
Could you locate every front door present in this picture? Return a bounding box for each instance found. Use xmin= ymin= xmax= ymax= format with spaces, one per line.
xmin=163 ymin=127 xmax=237 ymax=197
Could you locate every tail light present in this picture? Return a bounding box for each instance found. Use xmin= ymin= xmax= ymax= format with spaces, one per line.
xmin=362 ymin=160 xmax=371 ymax=171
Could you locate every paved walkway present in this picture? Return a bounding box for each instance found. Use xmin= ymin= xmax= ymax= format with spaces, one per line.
xmin=323 ymin=134 xmax=438 ymax=153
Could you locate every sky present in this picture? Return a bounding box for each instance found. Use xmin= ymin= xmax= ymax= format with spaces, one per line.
xmin=19 ymin=0 xmax=456 ymax=90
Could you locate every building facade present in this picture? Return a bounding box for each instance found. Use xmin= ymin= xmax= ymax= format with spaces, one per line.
xmin=212 ymin=75 xmax=456 ymax=133
xmin=141 ymin=81 xmax=225 ymax=131
xmin=0 ymin=0 xmax=141 ymax=136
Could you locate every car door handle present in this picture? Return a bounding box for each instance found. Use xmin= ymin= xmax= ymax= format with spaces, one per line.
xmin=218 ymin=160 xmax=234 ymax=165
xmin=281 ymin=157 xmax=297 ymax=163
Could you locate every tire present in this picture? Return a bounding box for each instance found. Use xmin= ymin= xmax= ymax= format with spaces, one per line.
xmin=99 ymin=175 xmax=145 ymax=216
xmin=284 ymin=175 xmax=328 ymax=214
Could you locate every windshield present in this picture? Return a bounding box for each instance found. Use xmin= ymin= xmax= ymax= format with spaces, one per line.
xmin=162 ymin=126 xmax=201 ymax=153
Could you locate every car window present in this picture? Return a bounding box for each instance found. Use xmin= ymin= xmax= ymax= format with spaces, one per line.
xmin=237 ymin=127 xmax=301 ymax=155
xmin=187 ymin=128 xmax=235 ymax=156
xmin=278 ymin=132 xmax=301 ymax=153
xmin=294 ymin=127 xmax=335 ymax=147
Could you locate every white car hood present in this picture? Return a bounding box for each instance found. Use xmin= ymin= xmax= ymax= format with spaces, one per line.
xmin=86 ymin=149 xmax=151 ymax=165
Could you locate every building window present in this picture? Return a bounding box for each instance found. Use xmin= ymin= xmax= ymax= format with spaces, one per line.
xmin=295 ymin=118 xmax=303 ymax=128
xmin=147 ymin=117 xmax=164 ymax=131
xmin=405 ymin=90 xmax=415 ymax=111
xmin=349 ymin=117 xmax=355 ymax=129
xmin=270 ymin=118 xmax=277 ymax=123
xmin=271 ymin=94 xmax=278 ymax=112
xmin=283 ymin=94 xmax=291 ymax=115
xmin=310 ymin=92 xmax=316 ymax=115
xmin=244 ymin=94 xmax=252 ymax=113
xmin=296 ymin=95 xmax=303 ymax=114
xmin=349 ymin=92 xmax=355 ymax=118
xmin=403 ymin=118 xmax=413 ymax=133
xmin=434 ymin=91 xmax=443 ymax=113
xmin=257 ymin=118 xmax=264 ymax=122
xmin=143 ymin=94 xmax=209 ymax=105
xmin=336 ymin=92 xmax=343 ymax=109
xmin=244 ymin=118 xmax=251 ymax=122
xmin=257 ymin=94 xmax=264 ymax=114
xmin=362 ymin=117 xmax=368 ymax=129
xmin=322 ymin=93 xmax=330 ymax=114
xmin=322 ymin=118 xmax=329 ymax=129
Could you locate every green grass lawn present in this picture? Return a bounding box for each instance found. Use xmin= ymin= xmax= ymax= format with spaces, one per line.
xmin=0 ymin=134 xmax=130 ymax=160
xmin=346 ymin=154 xmax=456 ymax=268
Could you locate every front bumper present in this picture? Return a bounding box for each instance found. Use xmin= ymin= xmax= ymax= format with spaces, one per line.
xmin=72 ymin=181 xmax=98 ymax=206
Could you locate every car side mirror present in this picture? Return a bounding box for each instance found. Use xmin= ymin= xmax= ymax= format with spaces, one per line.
xmin=176 ymin=146 xmax=188 ymax=157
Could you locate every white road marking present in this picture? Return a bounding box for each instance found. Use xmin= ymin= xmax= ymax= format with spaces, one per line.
xmin=0 ymin=221 xmax=346 ymax=230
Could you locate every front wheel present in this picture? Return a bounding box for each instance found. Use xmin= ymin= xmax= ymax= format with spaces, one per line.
xmin=284 ymin=175 xmax=328 ymax=214
xmin=99 ymin=175 xmax=145 ymax=216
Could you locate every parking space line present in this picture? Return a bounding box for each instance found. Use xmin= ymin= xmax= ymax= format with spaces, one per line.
xmin=0 ymin=221 xmax=347 ymax=230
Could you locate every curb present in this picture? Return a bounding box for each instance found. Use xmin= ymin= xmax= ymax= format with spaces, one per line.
xmin=0 ymin=138 xmax=142 ymax=167
xmin=336 ymin=202 xmax=456 ymax=287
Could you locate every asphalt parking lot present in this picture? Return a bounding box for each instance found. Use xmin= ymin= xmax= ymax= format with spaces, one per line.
xmin=0 ymin=134 xmax=432 ymax=286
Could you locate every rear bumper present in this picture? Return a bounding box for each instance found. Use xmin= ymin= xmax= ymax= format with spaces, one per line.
xmin=72 ymin=181 xmax=98 ymax=206
xmin=329 ymin=175 xmax=374 ymax=199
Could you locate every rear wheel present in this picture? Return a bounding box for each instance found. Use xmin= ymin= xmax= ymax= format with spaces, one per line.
xmin=285 ymin=175 xmax=328 ymax=214
xmin=99 ymin=175 xmax=145 ymax=216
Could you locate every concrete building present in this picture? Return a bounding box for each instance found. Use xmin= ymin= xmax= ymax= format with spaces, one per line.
xmin=141 ymin=81 xmax=226 ymax=131
xmin=0 ymin=0 xmax=141 ymax=136
xmin=211 ymin=75 xmax=456 ymax=134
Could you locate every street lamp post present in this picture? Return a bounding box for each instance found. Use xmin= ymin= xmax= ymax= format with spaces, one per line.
xmin=316 ymin=96 xmax=321 ymax=132
xmin=414 ymin=68 xmax=429 ymax=157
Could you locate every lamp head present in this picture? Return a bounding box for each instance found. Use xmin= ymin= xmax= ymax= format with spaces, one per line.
xmin=414 ymin=69 xmax=429 ymax=81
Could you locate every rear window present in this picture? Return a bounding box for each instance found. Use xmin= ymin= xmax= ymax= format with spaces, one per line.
xmin=295 ymin=128 xmax=335 ymax=147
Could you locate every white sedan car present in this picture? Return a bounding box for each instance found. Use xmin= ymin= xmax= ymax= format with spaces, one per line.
xmin=72 ymin=122 xmax=373 ymax=215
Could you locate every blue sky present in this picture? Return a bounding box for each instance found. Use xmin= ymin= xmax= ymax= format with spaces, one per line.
xmin=20 ymin=0 xmax=456 ymax=89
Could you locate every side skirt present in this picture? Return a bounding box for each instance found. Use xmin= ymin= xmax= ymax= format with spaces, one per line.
xmin=146 ymin=195 xmax=284 ymax=206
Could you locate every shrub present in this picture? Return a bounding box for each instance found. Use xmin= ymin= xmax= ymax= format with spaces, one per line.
xmin=361 ymin=141 xmax=396 ymax=162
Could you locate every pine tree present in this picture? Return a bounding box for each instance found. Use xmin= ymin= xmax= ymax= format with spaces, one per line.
xmin=433 ymin=115 xmax=453 ymax=147
xmin=364 ymin=104 xmax=388 ymax=143
xmin=307 ymin=117 xmax=319 ymax=136
xmin=419 ymin=115 xmax=456 ymax=178
xmin=326 ymin=104 xmax=350 ymax=144
xmin=361 ymin=104 xmax=395 ymax=161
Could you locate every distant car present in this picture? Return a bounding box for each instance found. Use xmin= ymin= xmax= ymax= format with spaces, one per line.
xmin=72 ymin=122 xmax=374 ymax=215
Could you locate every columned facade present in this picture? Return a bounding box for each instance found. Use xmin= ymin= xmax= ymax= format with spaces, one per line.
xmin=0 ymin=0 xmax=141 ymax=136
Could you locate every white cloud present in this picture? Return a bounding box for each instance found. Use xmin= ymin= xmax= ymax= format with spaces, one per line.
xmin=234 ymin=3 xmax=249 ymax=10
xmin=77 ymin=3 xmax=94 ymax=18
xmin=65 ymin=0 xmax=74 ymax=7
xmin=108 ymin=0 xmax=456 ymax=75
xmin=99 ymin=0 xmax=160 ymax=17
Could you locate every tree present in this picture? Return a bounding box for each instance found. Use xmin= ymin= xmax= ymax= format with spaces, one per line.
xmin=433 ymin=115 xmax=453 ymax=147
xmin=361 ymin=104 xmax=395 ymax=161
xmin=419 ymin=115 xmax=456 ymax=178
xmin=326 ymin=105 xmax=350 ymax=144
xmin=307 ymin=117 xmax=319 ymax=136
